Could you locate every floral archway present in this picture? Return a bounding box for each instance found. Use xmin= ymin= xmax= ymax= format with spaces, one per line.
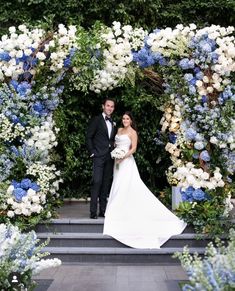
xmin=0 ymin=22 xmax=234 ymax=234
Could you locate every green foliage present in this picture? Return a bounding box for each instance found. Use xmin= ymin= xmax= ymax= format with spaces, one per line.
xmin=0 ymin=0 xmax=234 ymax=35
xmin=176 ymin=187 xmax=234 ymax=236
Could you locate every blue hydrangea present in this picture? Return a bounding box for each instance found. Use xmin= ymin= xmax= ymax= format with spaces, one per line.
xmin=132 ymin=46 xmax=155 ymax=68
xmin=200 ymin=150 xmax=210 ymax=162
xmin=12 ymin=180 xmax=21 ymax=188
xmin=179 ymin=58 xmax=195 ymax=70
xmin=185 ymin=128 xmax=197 ymax=140
xmin=181 ymin=186 xmax=194 ymax=202
xmin=194 ymin=141 xmax=205 ymax=150
xmin=31 ymin=182 xmax=41 ymax=192
xmin=0 ymin=51 xmax=11 ymax=61
xmin=13 ymin=188 xmax=27 ymax=202
xmin=20 ymin=178 xmax=32 ymax=190
xmin=192 ymin=188 xmax=206 ymax=201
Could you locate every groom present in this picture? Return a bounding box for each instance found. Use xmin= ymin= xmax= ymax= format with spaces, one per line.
xmin=86 ymin=98 xmax=117 ymax=219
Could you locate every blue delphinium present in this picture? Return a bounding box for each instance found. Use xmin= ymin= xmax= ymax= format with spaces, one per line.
xmin=0 ymin=154 xmax=14 ymax=182
xmin=169 ymin=132 xmax=177 ymax=144
xmin=63 ymin=47 xmax=77 ymax=68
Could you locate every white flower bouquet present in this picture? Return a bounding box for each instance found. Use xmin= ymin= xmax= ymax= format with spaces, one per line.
xmin=0 ymin=223 xmax=61 ymax=290
xmin=111 ymin=147 xmax=127 ymax=169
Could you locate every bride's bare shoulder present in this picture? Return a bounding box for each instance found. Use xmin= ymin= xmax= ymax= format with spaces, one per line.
xmin=117 ymin=128 xmax=123 ymax=134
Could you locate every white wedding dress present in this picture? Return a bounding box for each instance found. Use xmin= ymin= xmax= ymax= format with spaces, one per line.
xmin=103 ymin=134 xmax=186 ymax=249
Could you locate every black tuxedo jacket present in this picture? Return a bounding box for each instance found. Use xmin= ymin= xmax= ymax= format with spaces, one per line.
xmin=86 ymin=114 xmax=117 ymax=157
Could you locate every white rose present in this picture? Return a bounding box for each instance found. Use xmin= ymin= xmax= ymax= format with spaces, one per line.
xmin=9 ymin=26 xmax=16 ymax=33
xmin=7 ymin=197 xmax=14 ymax=204
xmin=7 ymin=185 xmax=14 ymax=195
xmin=27 ymin=188 xmax=36 ymax=197
xmin=36 ymin=52 xmax=46 ymax=60
xmin=210 ymin=136 xmax=218 ymax=144
xmin=203 ymin=76 xmax=209 ymax=83
xmin=7 ymin=210 xmax=15 ymax=218
xmin=207 ymin=86 xmax=214 ymax=93
xmin=32 ymin=196 xmax=40 ymax=203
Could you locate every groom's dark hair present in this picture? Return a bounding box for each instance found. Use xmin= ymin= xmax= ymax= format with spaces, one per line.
xmin=102 ymin=97 xmax=116 ymax=105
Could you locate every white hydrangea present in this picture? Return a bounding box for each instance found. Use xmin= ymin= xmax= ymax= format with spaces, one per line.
xmin=25 ymin=116 xmax=58 ymax=152
xmin=90 ymin=22 xmax=147 ymax=92
xmin=173 ymin=163 xmax=225 ymax=190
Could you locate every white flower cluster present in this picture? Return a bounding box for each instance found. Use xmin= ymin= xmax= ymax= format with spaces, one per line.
xmin=210 ymin=120 xmax=235 ymax=150
xmin=0 ymin=113 xmax=26 ymax=142
xmin=26 ymin=162 xmax=62 ymax=195
xmin=0 ymin=223 xmax=61 ymax=284
xmin=160 ymin=94 xmax=182 ymax=133
xmin=0 ymin=25 xmax=45 ymax=80
xmin=165 ymin=142 xmax=181 ymax=157
xmin=6 ymin=186 xmax=44 ymax=217
xmin=173 ymin=162 xmax=225 ymax=190
xmin=25 ymin=116 xmax=59 ymax=152
xmin=147 ymin=24 xmax=197 ymax=58
xmin=195 ymin=72 xmax=230 ymax=96
xmin=223 ymin=193 xmax=234 ymax=217
xmin=196 ymin=25 xmax=235 ymax=75
xmin=90 ymin=21 xmax=146 ymax=93
xmin=49 ymin=24 xmax=77 ymax=72
xmin=0 ymin=24 xmax=77 ymax=81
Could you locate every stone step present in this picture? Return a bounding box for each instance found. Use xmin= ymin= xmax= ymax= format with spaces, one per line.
xmin=43 ymin=246 xmax=205 ymax=263
xmin=35 ymin=218 xmax=195 ymax=234
xmin=37 ymin=232 xmax=213 ymax=248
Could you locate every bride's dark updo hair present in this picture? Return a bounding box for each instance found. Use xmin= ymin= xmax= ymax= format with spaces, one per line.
xmin=123 ymin=111 xmax=137 ymax=131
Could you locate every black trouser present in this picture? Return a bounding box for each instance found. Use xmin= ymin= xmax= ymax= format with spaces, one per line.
xmin=90 ymin=153 xmax=114 ymax=215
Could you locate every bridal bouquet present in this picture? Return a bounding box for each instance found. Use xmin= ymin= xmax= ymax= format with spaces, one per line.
xmin=111 ymin=148 xmax=127 ymax=169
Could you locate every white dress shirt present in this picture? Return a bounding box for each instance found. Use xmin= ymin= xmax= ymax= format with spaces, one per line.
xmin=102 ymin=112 xmax=112 ymax=138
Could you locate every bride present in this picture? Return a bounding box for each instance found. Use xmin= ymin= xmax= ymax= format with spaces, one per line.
xmin=103 ymin=111 xmax=186 ymax=249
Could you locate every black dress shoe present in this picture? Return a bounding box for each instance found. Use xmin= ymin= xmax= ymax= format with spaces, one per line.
xmin=90 ymin=214 xmax=98 ymax=219
xmin=98 ymin=213 xmax=105 ymax=217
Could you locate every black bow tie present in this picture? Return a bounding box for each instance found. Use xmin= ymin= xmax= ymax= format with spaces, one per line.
xmin=105 ymin=116 xmax=112 ymax=123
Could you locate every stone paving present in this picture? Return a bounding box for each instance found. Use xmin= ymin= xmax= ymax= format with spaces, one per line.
xmin=33 ymin=201 xmax=188 ymax=291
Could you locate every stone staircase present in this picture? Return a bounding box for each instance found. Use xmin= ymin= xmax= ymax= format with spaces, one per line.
xmin=36 ymin=218 xmax=209 ymax=264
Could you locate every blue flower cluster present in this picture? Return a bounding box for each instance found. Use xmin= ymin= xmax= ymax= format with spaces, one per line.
xmin=63 ymin=47 xmax=77 ymax=68
xmin=218 ymin=85 xmax=235 ymax=104
xmin=189 ymin=34 xmax=219 ymax=67
xmin=181 ymin=186 xmax=209 ymax=202
xmin=12 ymin=178 xmax=40 ymax=202
xmin=132 ymin=37 xmax=168 ymax=68
xmin=0 ymin=154 xmax=14 ymax=182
